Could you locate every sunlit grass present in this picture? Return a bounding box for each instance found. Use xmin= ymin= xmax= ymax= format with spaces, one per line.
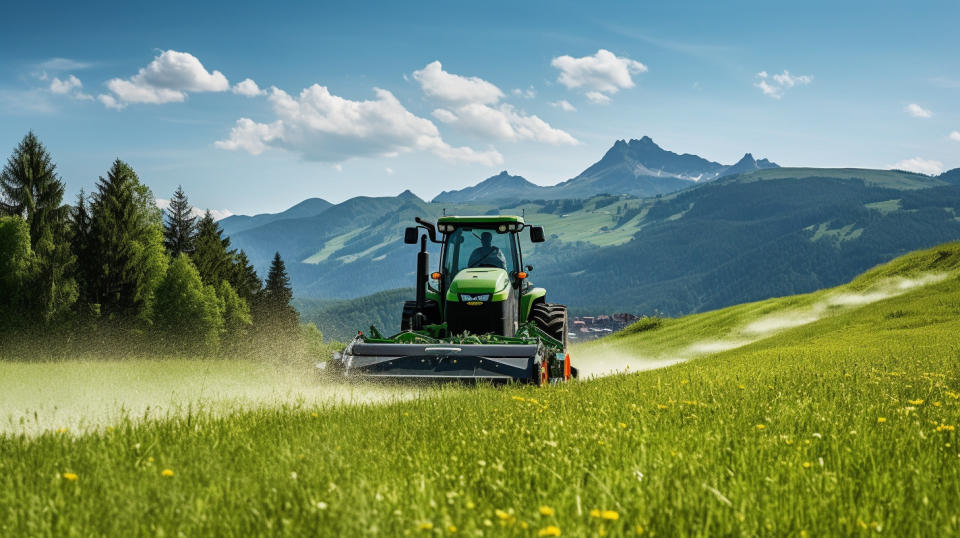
xmin=2 ymin=243 xmax=959 ymax=535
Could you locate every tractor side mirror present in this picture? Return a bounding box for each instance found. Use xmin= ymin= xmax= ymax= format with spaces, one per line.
xmin=404 ymin=227 xmax=419 ymax=244
xmin=530 ymin=226 xmax=545 ymax=243
xmin=525 ymin=264 xmax=533 ymax=272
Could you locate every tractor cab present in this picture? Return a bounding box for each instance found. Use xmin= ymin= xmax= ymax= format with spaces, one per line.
xmin=403 ymin=216 xmax=546 ymax=338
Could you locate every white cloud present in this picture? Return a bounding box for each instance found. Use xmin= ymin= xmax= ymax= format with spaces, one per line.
xmin=50 ymin=75 xmax=81 ymax=94
xmin=412 ymin=61 xmax=503 ymax=105
xmin=334 ymin=164 xmax=343 ymax=172
xmin=551 ymin=49 xmax=647 ymax=102
xmin=754 ymin=70 xmax=812 ymax=99
xmin=950 ymin=131 xmax=960 ymax=142
xmin=98 ymin=94 xmax=125 ymax=110
xmin=905 ymin=103 xmax=932 ymax=118
xmin=511 ymin=86 xmax=536 ymax=99
xmin=216 ymin=85 xmax=502 ymax=166
xmin=155 ymin=198 xmax=233 ymax=221
xmin=551 ymin=100 xmax=576 ymax=112
xmin=385 ymin=167 xmax=394 ymax=175
xmin=888 ymin=157 xmax=943 ymax=176
xmin=100 ymin=50 xmax=229 ymax=108
xmin=233 ymin=78 xmax=266 ymax=97
xmin=49 ymin=74 xmax=93 ymax=101
xmin=585 ymin=91 xmax=611 ymax=105
xmin=413 ymin=62 xmax=576 ymax=145
xmin=39 ymin=58 xmax=92 ymax=72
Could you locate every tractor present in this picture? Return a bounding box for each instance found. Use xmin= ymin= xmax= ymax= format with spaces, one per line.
xmin=328 ymin=215 xmax=575 ymax=384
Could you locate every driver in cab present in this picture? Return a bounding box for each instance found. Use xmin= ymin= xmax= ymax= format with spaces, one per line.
xmin=468 ymin=231 xmax=507 ymax=269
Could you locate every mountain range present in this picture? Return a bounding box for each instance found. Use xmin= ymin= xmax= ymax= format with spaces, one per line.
xmin=216 ymin=137 xmax=960 ymax=340
xmin=432 ymin=137 xmax=778 ymax=203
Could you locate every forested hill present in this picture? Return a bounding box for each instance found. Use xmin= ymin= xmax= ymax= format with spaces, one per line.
xmin=231 ymin=166 xmax=960 ymax=324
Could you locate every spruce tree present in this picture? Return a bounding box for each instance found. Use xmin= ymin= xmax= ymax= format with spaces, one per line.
xmin=88 ymin=159 xmax=167 ymax=319
xmin=231 ymin=249 xmax=262 ymax=303
xmin=163 ymin=185 xmax=197 ymax=256
xmin=69 ymin=189 xmax=95 ymax=307
xmin=0 ymin=132 xmax=76 ymax=321
xmin=257 ymin=251 xmax=299 ymax=333
xmin=192 ymin=211 xmax=235 ymax=287
xmin=0 ymin=132 xmax=67 ymax=248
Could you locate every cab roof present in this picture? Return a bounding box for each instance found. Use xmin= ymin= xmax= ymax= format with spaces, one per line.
xmin=437 ymin=215 xmax=525 ymax=225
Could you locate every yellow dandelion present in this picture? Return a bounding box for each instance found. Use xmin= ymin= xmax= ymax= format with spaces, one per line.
xmin=802 ymin=461 xmax=812 ymax=468
xmin=635 ymin=524 xmax=644 ymax=535
xmin=936 ymin=424 xmax=955 ymax=432
xmin=755 ymin=424 xmax=766 ymax=430
xmin=148 ymin=457 xmax=155 ymax=463
xmin=56 ymin=427 xmax=68 ymax=434
xmin=495 ymin=509 xmax=511 ymax=520
xmin=908 ymin=399 xmax=924 ymax=405
xmin=877 ymin=417 xmax=887 ymax=423
xmin=738 ymin=384 xmax=745 ymax=390
xmin=512 ymin=396 xmax=526 ymax=402
xmin=538 ymin=525 xmax=561 ymax=537
xmin=417 ymin=521 xmax=434 ymax=531
xmin=447 ymin=524 xmax=457 ymax=533
xmin=600 ymin=510 xmax=619 ymax=520
xmin=590 ymin=509 xmax=601 ymax=518
xmin=539 ymin=506 xmax=555 ymax=516
xmin=933 ymin=402 xmax=942 ymax=407
xmin=657 ymin=404 xmax=668 ymax=410
xmin=62 ymin=472 xmax=78 ymax=481
xmin=466 ymin=501 xmax=475 ymax=509
xmin=161 ymin=469 xmax=174 ymax=477
xmin=311 ymin=412 xmax=319 ymax=418
xmin=618 ymin=422 xmax=627 ymax=429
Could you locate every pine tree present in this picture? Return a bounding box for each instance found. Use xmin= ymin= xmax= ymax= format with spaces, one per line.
xmin=231 ymin=249 xmax=262 ymax=303
xmin=256 ymin=251 xmax=299 ymax=333
xmin=88 ymin=159 xmax=167 ymax=319
xmin=163 ymin=185 xmax=197 ymax=256
xmin=0 ymin=132 xmax=76 ymax=321
xmin=0 ymin=132 xmax=68 ymax=247
xmin=69 ymin=189 xmax=96 ymax=307
xmin=192 ymin=211 xmax=235 ymax=287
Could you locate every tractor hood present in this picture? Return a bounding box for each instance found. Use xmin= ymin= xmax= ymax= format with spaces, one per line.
xmin=446 ymin=268 xmax=511 ymax=302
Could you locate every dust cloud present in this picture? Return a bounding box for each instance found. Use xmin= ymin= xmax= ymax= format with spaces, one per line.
xmin=576 ymin=273 xmax=948 ymax=379
xmin=0 ymin=360 xmax=420 ymax=437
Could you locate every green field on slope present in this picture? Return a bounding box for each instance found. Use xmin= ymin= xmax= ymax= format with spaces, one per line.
xmin=2 ymin=244 xmax=959 ymax=535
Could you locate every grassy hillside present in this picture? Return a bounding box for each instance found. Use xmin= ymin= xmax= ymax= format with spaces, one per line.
xmin=3 ymin=243 xmax=960 ymax=535
xmin=296 ymin=288 xmax=413 ymax=342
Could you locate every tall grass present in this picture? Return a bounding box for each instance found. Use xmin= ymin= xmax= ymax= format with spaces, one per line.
xmin=1 ymin=244 xmax=959 ymax=535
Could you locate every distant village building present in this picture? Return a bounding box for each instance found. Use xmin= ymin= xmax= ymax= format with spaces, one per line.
xmin=568 ymin=312 xmax=640 ymax=341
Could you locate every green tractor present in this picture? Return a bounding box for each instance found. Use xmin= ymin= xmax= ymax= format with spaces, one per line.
xmin=329 ymin=215 xmax=575 ymax=384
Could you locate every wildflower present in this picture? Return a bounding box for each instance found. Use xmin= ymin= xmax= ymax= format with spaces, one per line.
xmin=601 ymin=510 xmax=620 ymax=520
xmin=148 ymin=457 xmax=155 ymax=463
xmin=447 ymin=524 xmax=457 ymax=532
xmin=512 ymin=396 xmax=526 ymax=402
xmin=466 ymin=501 xmax=475 ymax=509
xmin=495 ymin=509 xmax=511 ymax=521
xmin=618 ymin=422 xmax=627 ymax=429
xmin=417 ymin=521 xmax=434 ymax=531
xmin=933 ymin=402 xmax=942 ymax=407
xmin=802 ymin=462 xmax=812 ymax=469
xmin=908 ymin=399 xmax=924 ymax=405
xmin=936 ymin=424 xmax=955 ymax=432
xmin=812 ymin=432 xmax=822 ymax=439
xmin=636 ymin=524 xmax=645 ymax=534
xmin=316 ymin=501 xmax=328 ymax=510
xmin=311 ymin=412 xmax=319 ymax=418
xmin=56 ymin=427 xmax=68 ymax=434
xmin=161 ymin=469 xmax=174 ymax=477
xmin=738 ymin=384 xmax=745 ymax=390
xmin=538 ymin=526 xmax=561 ymax=536
xmin=877 ymin=417 xmax=887 ymax=423
xmin=657 ymin=404 xmax=668 ymax=410
xmin=756 ymin=424 xmax=766 ymax=430
xmin=590 ymin=509 xmax=601 ymax=518
xmin=539 ymin=506 xmax=555 ymax=516
xmin=62 ymin=472 xmax=78 ymax=481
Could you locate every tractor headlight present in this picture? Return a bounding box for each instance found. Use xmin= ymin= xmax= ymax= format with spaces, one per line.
xmin=508 ymin=223 xmax=520 ymax=231
xmin=498 ymin=224 xmax=507 ymax=232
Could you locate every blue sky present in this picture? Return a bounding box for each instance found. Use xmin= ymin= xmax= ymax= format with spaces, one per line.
xmin=1 ymin=0 xmax=958 ymax=216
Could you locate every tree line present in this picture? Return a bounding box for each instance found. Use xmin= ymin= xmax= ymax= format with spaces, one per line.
xmin=0 ymin=131 xmax=319 ymax=358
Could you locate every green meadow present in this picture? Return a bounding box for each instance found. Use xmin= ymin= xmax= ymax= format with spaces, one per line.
xmin=2 ymin=243 xmax=959 ymax=536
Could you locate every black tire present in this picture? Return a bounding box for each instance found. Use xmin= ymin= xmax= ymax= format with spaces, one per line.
xmin=531 ymin=302 xmax=568 ymax=349
xmin=400 ymin=300 xmax=441 ymax=331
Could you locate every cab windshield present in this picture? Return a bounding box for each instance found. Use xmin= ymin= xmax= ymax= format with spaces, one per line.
xmin=442 ymin=227 xmax=518 ymax=278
